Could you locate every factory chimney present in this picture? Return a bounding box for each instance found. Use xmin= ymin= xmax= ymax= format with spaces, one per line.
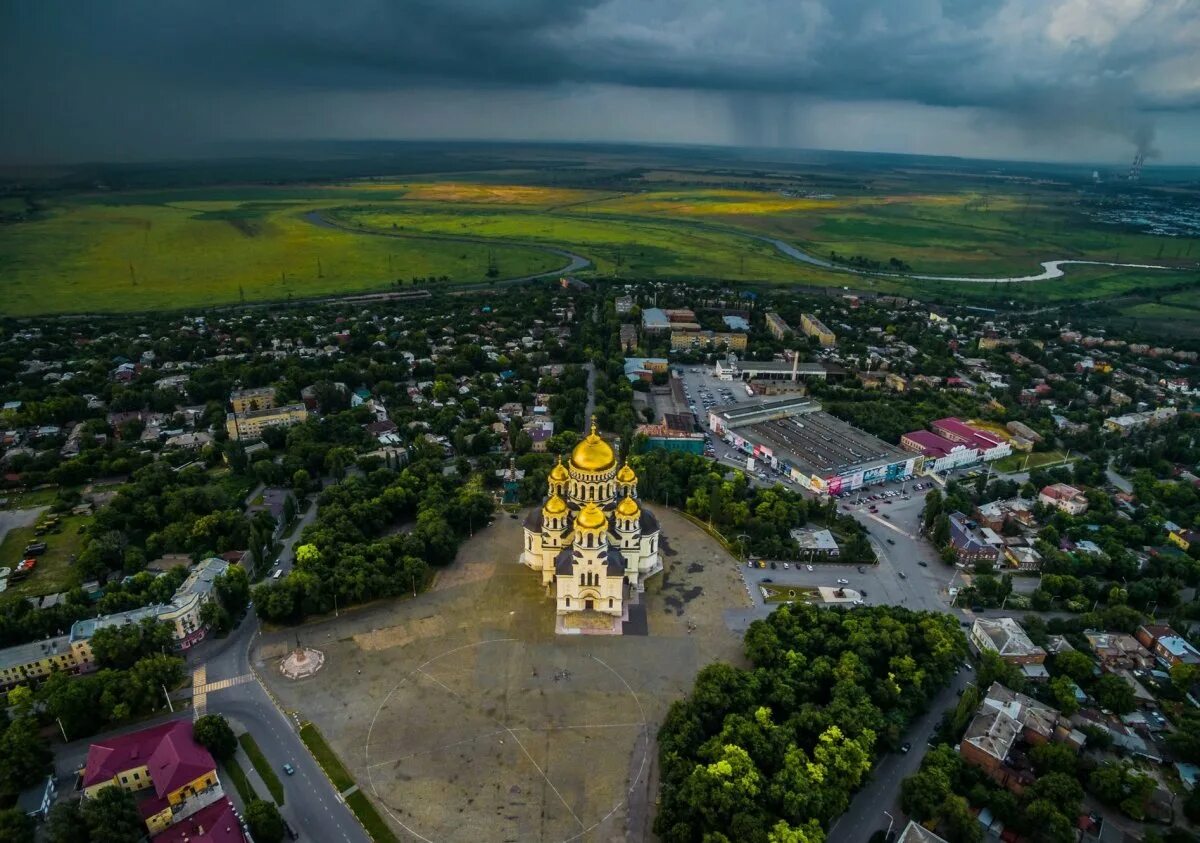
xmin=1127 ymin=153 xmax=1144 ymax=181
xmin=791 ymin=351 xmax=799 ymax=382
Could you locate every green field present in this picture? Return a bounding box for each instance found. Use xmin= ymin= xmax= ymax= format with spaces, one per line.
xmin=2 ymin=171 xmax=1197 ymax=316
xmin=993 ymin=450 xmax=1074 ymax=473
xmin=0 ymin=512 xmax=90 ymax=604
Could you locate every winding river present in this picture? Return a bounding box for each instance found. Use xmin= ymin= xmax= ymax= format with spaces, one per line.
xmin=304 ymin=210 xmax=1182 ymax=288
xmin=758 ymin=236 xmax=1177 ymax=284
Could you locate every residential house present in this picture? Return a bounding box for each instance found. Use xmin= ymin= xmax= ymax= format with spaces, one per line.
xmin=1038 ymin=483 xmax=1088 ymax=516
xmin=948 ymin=512 xmax=1002 ymax=564
xmin=1084 ymin=630 xmax=1155 ymax=670
xmin=1136 ymin=624 xmax=1200 ymax=667
xmin=971 ymin=617 xmax=1046 ymax=665
xmin=959 ymin=682 xmax=1084 ymax=794
xmin=83 ymin=720 xmax=224 ymax=835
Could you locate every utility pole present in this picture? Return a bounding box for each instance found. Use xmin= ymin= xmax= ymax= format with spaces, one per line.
xmin=57 ymin=717 xmax=68 ymax=742
xmin=162 ymin=684 xmax=174 ymax=713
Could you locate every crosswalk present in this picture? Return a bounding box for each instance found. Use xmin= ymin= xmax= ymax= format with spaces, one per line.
xmin=191 ymin=665 xmax=254 ymax=720
xmin=197 ymin=674 xmax=254 ymax=694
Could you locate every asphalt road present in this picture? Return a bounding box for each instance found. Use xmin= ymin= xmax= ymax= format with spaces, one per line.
xmin=828 ymin=668 xmax=975 ymax=843
xmin=186 ymin=616 xmax=369 ymax=843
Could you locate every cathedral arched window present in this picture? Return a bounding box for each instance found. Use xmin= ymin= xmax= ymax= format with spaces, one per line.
xmin=609 ymin=598 xmax=614 ymax=609
xmin=565 ymin=597 xmax=570 ymax=607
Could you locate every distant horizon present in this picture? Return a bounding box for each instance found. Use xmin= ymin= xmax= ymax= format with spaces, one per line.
xmin=4 ymin=137 xmax=1197 ymax=177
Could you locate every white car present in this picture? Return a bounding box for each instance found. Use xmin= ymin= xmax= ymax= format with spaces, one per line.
xmin=806 ymin=564 xmax=814 ymax=572
xmin=836 ymin=578 xmax=849 ymax=585
xmin=783 ymin=562 xmax=789 ymax=569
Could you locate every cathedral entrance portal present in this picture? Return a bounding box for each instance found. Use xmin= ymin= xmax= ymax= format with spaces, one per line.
xmin=585 ymin=599 xmax=594 ymax=610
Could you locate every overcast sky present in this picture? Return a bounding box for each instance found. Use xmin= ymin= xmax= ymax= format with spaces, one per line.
xmin=2 ymin=0 xmax=1198 ymax=165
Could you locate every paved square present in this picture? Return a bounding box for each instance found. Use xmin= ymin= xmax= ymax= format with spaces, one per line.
xmin=256 ymin=505 xmax=748 ymax=842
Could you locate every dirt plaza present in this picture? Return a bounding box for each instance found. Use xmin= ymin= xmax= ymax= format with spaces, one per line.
xmin=255 ymin=504 xmax=749 ymax=842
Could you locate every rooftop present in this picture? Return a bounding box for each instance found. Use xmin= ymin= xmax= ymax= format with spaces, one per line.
xmin=0 ymin=633 xmax=73 ymax=671
xmin=972 ymin=617 xmax=1045 ymax=659
xmin=150 ymin=798 xmax=246 ymax=843
xmin=897 ymin=821 xmax=951 ymax=843
xmin=84 ymin=720 xmax=215 ymax=797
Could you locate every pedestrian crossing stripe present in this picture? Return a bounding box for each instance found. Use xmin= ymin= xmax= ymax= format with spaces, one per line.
xmin=196 ymin=673 xmax=254 ymax=694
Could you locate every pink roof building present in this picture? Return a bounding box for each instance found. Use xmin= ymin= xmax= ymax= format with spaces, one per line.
xmin=84 ymin=720 xmax=216 ymax=799
xmin=151 ymin=798 xmax=246 ymax=843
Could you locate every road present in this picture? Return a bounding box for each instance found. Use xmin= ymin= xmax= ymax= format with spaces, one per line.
xmin=828 ymin=668 xmax=975 ymax=843
xmin=274 ymin=501 xmax=320 ymax=575
xmin=184 ymin=616 xmax=369 ymax=843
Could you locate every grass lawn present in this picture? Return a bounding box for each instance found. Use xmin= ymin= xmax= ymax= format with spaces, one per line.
xmin=345 ymin=790 xmax=400 ymax=843
xmin=239 ymin=733 xmax=285 ymax=805
xmin=298 ymin=722 xmax=355 ymax=792
xmin=993 ymin=450 xmax=1073 ymax=474
xmin=221 ymin=755 xmax=258 ymax=805
xmin=761 ymin=583 xmax=819 ymax=604
xmin=0 ymin=513 xmax=91 ymax=605
xmin=1 ymin=488 xmax=63 ymax=508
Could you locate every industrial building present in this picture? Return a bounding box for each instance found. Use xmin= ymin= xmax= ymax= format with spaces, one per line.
xmin=707 ymin=396 xmax=918 ymax=494
xmin=712 ymin=355 xmax=844 ymax=383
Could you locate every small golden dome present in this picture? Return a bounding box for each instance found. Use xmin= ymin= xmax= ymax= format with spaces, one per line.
xmin=616 ymin=462 xmax=636 ymax=484
xmin=616 ymin=495 xmax=640 ymax=517
xmin=575 ymin=501 xmax=607 ymax=530
xmin=549 ymin=458 xmax=569 ymax=482
xmin=570 ymin=420 xmax=615 ymax=472
xmin=543 ymin=493 xmax=568 ymax=515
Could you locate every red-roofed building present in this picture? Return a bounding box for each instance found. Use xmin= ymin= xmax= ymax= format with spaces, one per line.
xmin=900 ymin=429 xmax=981 ymax=473
xmin=83 ymin=720 xmax=223 ymax=834
xmin=151 ymin=798 xmax=247 ymax=843
xmin=1038 ymin=483 xmax=1088 ymax=516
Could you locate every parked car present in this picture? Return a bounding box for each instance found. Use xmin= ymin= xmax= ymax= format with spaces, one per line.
xmin=886 ymin=538 xmax=895 ymax=545
xmin=23 ymin=542 xmax=47 ymax=556
xmin=806 ymin=564 xmax=814 ymax=572
xmin=836 ymin=578 xmax=849 ymax=585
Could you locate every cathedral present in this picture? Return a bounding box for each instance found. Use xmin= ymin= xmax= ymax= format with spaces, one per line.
xmin=521 ymin=421 xmax=663 ymax=632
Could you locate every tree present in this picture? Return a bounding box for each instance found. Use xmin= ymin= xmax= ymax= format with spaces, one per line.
xmin=1051 ymin=650 xmax=1095 ymax=684
xmin=193 ymin=714 xmax=237 ymax=760
xmin=282 ymin=492 xmax=297 ymax=526
xmin=246 ymin=798 xmax=285 ymax=843
xmin=81 ymin=785 xmax=144 ymax=843
xmin=0 ymin=808 xmax=34 ymax=843
xmin=88 ymin=618 xmax=173 ymax=669
xmin=1090 ymin=673 xmax=1136 ymax=715
xmin=0 ymin=716 xmax=51 ymax=793
xmin=1047 ymin=676 xmax=1080 ymax=717
xmin=939 ymin=793 xmax=982 ymax=843
xmin=1089 ymin=761 xmax=1154 ymax=820
xmin=1029 ymin=742 xmax=1079 ymax=777
xmin=43 ymin=801 xmax=89 ymax=843
xmin=1172 ymin=662 xmax=1199 ymax=696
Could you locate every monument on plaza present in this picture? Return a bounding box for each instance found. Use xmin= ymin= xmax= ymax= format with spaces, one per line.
xmin=520 ymin=420 xmax=663 ymax=633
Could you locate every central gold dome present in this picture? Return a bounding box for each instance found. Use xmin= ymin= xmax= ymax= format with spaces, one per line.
xmin=575 ymin=501 xmax=608 ymax=530
xmin=570 ymin=421 xmax=615 ymax=472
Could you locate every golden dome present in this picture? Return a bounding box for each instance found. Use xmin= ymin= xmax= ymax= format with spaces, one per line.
xmin=575 ymin=501 xmax=608 ymax=530
xmin=616 ymin=462 xmax=636 ymax=484
xmin=543 ymin=493 xmax=568 ymax=515
xmin=549 ymin=458 xmax=569 ymax=482
xmin=570 ymin=421 xmax=615 ymax=472
xmin=616 ymin=495 xmax=640 ymax=517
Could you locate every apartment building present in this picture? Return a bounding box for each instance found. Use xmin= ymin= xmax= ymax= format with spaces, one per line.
xmin=225 ymin=403 xmax=308 ymax=441
xmin=800 ymin=313 xmax=836 ymax=346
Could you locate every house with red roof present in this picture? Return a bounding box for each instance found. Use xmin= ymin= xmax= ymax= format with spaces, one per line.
xmin=150 ymin=797 xmax=246 ymax=843
xmin=83 ymin=720 xmax=223 ymax=834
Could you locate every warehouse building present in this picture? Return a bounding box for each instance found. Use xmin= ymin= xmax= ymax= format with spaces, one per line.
xmin=707 ymin=396 xmax=919 ymax=494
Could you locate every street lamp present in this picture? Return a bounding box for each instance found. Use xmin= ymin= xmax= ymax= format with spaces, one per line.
xmin=736 ymin=534 xmax=750 ymax=560
xmin=883 ymin=811 xmax=895 ymax=840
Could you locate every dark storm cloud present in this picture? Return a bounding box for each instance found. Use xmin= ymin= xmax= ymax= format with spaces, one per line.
xmin=2 ymin=0 xmax=1197 ymax=161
